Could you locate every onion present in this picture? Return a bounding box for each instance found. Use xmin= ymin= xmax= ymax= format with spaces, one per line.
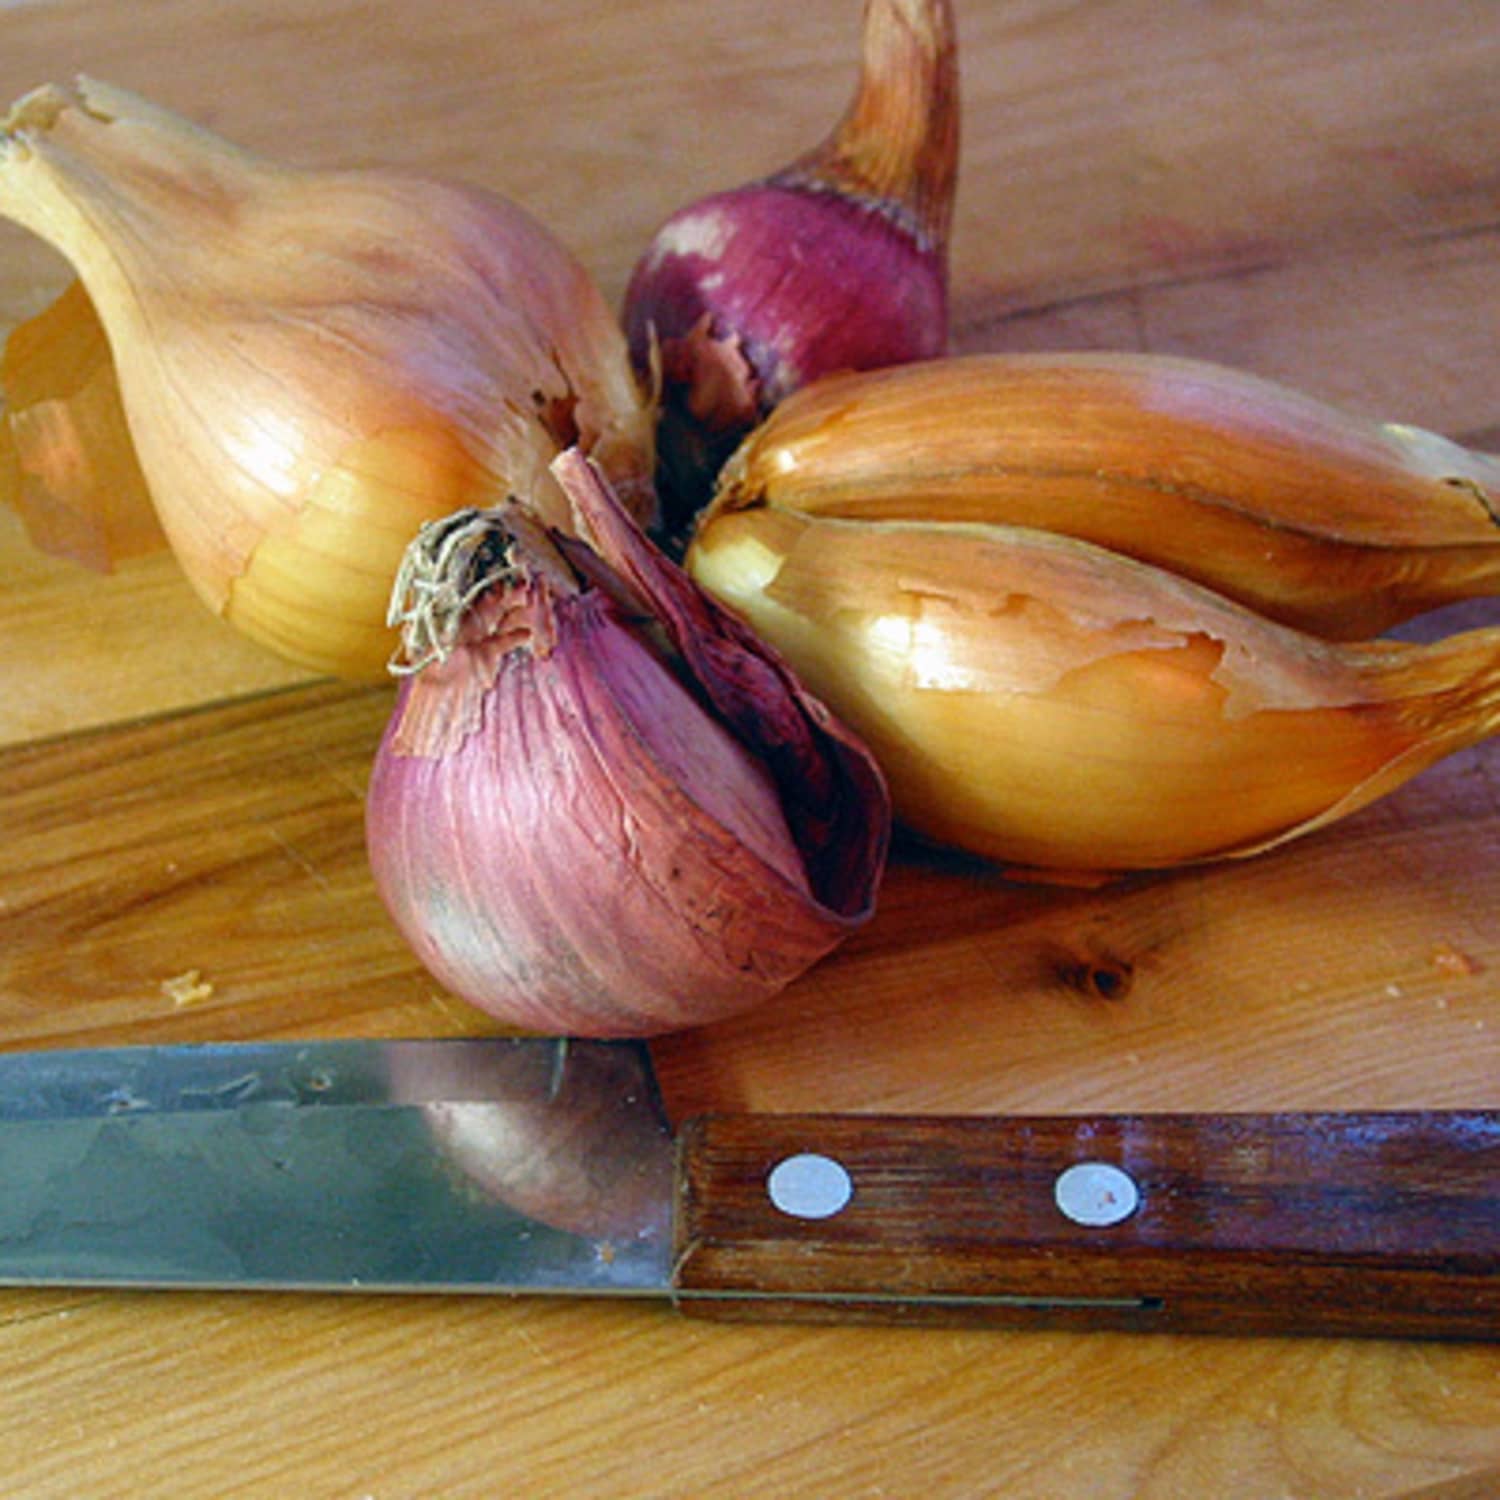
xmin=622 ymin=0 xmax=957 ymax=537
xmin=0 ymin=78 xmax=656 ymax=677
xmin=687 ymin=502 xmax=1500 ymax=878
xmin=365 ymin=450 xmax=889 ymax=1036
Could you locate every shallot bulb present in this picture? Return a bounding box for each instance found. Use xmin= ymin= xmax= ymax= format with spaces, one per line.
xmin=623 ymin=0 xmax=958 ymax=537
xmin=688 ymin=501 xmax=1500 ymax=880
xmin=0 ymin=78 xmax=656 ymax=678
xmin=365 ymin=451 xmax=889 ymax=1037
xmin=710 ymin=354 xmax=1500 ymax=640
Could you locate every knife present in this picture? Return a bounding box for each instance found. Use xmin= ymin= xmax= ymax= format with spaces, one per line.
xmin=0 ymin=1037 xmax=1493 ymax=1340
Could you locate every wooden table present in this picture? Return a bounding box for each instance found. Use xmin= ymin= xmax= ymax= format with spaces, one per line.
xmin=2 ymin=2 xmax=1498 ymax=1494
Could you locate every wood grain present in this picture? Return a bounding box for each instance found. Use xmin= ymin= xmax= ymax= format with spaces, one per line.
xmin=0 ymin=681 xmax=484 ymax=1047
xmin=0 ymin=607 xmax=1496 ymax=1497
xmin=0 ymin=507 xmax=318 ymax=749
xmin=674 ymin=1112 xmax=1500 ymax=1339
xmin=0 ymin=0 xmax=1498 ymax=1495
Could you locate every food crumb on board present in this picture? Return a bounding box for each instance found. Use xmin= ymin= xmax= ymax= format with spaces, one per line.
xmin=1430 ymin=940 xmax=1481 ymax=978
xmin=161 ymin=968 xmax=214 ymax=1007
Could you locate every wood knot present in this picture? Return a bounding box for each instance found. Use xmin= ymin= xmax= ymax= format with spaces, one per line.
xmin=1059 ymin=955 xmax=1135 ymax=1002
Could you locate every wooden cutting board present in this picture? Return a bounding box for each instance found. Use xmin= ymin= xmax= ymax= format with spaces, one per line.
xmin=1 ymin=2 xmax=1497 ymax=1496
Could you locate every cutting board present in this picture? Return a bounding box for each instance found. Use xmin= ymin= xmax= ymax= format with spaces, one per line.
xmin=1 ymin=2 xmax=1498 ymax=1496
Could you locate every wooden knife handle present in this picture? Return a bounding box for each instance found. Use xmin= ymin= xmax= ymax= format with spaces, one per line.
xmin=672 ymin=1112 xmax=1500 ymax=1339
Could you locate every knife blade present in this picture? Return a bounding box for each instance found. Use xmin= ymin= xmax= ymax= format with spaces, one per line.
xmin=0 ymin=1037 xmax=1493 ymax=1340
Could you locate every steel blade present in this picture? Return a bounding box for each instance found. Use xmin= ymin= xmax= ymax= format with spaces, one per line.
xmin=0 ymin=1038 xmax=675 ymax=1296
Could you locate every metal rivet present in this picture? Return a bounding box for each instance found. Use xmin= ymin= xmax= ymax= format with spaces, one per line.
xmin=767 ymin=1153 xmax=853 ymax=1220
xmin=1054 ymin=1162 xmax=1140 ymax=1227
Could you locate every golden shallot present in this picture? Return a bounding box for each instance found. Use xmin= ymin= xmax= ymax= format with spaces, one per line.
xmin=687 ymin=502 xmax=1500 ymax=878
xmin=0 ymin=78 xmax=656 ymax=677
xmin=713 ymin=354 xmax=1500 ymax=638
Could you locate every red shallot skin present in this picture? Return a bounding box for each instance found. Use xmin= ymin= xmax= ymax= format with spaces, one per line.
xmin=367 ymin=586 xmax=868 ymax=1037
xmin=627 ymin=188 xmax=948 ymax=406
xmin=622 ymin=0 xmax=958 ymax=538
xmin=623 ymin=185 xmax=946 ymax=529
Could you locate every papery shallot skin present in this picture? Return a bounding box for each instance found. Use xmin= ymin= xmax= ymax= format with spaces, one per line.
xmin=686 ymin=501 xmax=1500 ymax=879
xmin=707 ymin=353 xmax=1500 ymax=640
xmin=0 ymin=77 xmax=657 ymax=678
xmin=367 ymin=576 xmax=883 ymax=1038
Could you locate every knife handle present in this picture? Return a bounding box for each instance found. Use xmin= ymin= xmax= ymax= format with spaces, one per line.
xmin=671 ymin=1112 xmax=1500 ymax=1339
